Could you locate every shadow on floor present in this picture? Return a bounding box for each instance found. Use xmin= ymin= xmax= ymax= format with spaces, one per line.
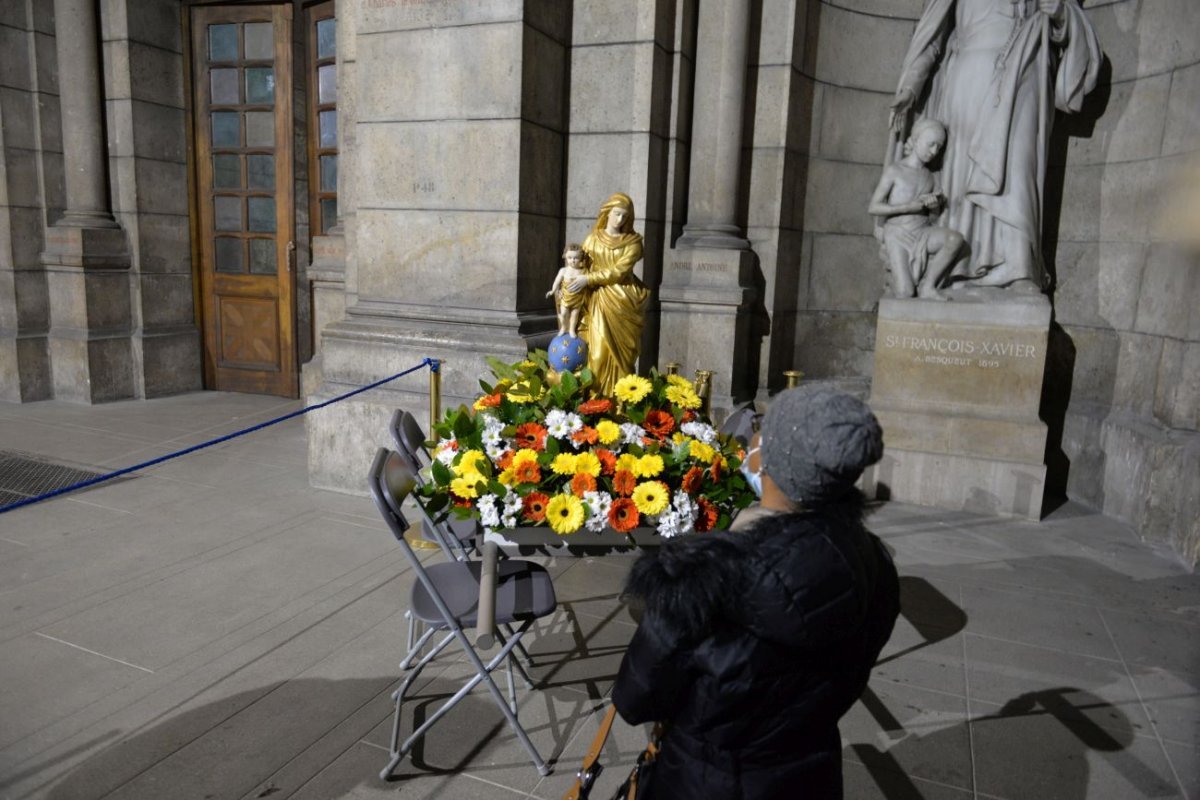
xmin=852 ymin=687 xmax=1179 ymax=799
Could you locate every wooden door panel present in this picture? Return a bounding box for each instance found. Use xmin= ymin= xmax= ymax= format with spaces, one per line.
xmin=219 ymin=296 xmax=280 ymax=369
xmin=191 ymin=4 xmax=297 ymax=397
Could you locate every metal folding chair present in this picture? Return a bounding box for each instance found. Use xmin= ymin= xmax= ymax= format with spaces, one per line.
xmin=720 ymin=400 xmax=760 ymax=447
xmin=368 ymin=448 xmax=557 ymax=780
xmin=390 ymin=408 xmax=477 ymax=560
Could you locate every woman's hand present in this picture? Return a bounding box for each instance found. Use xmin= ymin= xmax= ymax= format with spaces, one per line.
xmin=1039 ymin=0 xmax=1065 ymax=23
xmin=567 ymin=276 xmax=589 ymax=294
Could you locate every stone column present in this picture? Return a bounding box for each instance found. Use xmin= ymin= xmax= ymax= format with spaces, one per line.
xmin=306 ymin=1 xmax=569 ymax=492
xmin=303 ymin=2 xmax=356 ymax=396
xmin=42 ymin=0 xmax=133 ymax=402
xmin=659 ymin=0 xmax=757 ymax=414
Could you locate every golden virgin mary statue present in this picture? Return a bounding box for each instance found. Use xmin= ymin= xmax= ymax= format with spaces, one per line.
xmin=571 ymin=193 xmax=650 ymax=396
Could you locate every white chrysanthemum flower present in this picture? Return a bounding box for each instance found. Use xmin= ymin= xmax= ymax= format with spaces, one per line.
xmin=566 ymin=413 xmax=584 ymax=433
xmin=502 ymin=492 xmax=523 ymax=515
xmin=501 ymin=513 xmax=517 ymax=528
xmin=544 ymin=408 xmax=568 ymax=428
xmin=478 ymin=494 xmax=501 ymax=527
xmin=681 ymin=421 xmax=718 ymax=444
xmin=583 ymin=490 xmax=613 ymax=519
xmin=547 ymin=419 xmax=571 ymax=439
xmin=620 ymin=423 xmax=644 ymax=445
xmin=434 ymin=439 xmax=458 ymax=466
xmin=656 ymin=510 xmax=683 ymax=538
xmin=485 ymin=440 xmax=508 ymax=460
xmin=585 ymin=512 xmax=608 ymax=532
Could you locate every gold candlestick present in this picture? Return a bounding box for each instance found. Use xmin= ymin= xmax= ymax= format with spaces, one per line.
xmin=664 ymin=362 xmax=681 ymax=376
xmin=694 ymin=369 xmax=714 ymax=416
xmin=782 ymin=369 xmax=803 ymax=389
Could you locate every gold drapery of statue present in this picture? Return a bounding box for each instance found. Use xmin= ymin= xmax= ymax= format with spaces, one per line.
xmin=578 ymin=193 xmax=650 ymax=396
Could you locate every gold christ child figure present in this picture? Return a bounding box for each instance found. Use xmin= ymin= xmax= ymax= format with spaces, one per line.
xmin=546 ymin=244 xmax=592 ymax=338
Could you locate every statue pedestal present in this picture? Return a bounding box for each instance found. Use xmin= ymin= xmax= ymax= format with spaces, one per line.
xmin=861 ymin=294 xmax=1052 ymax=520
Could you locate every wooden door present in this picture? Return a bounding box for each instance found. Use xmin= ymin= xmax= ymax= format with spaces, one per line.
xmin=190 ymin=4 xmax=297 ymax=397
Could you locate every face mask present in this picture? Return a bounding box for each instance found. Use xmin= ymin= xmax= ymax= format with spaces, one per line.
xmin=741 ymin=446 xmax=763 ymax=497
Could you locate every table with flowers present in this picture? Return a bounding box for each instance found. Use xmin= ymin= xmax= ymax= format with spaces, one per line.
xmin=418 ymin=353 xmax=755 ymax=555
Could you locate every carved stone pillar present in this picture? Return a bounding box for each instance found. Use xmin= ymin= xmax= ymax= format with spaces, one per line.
xmin=659 ymin=0 xmax=757 ymax=413
xmin=42 ymin=0 xmax=133 ymax=402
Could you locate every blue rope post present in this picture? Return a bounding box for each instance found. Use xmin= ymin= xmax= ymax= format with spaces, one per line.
xmin=0 ymin=358 xmax=437 ymax=514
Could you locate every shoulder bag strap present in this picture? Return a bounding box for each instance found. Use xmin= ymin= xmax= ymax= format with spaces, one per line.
xmin=562 ymin=705 xmax=619 ymax=800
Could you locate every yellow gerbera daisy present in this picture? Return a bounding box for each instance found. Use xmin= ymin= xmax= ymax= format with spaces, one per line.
xmin=497 ymin=467 xmax=516 ymax=486
xmin=511 ymin=448 xmax=540 ymax=469
xmin=665 ymin=384 xmax=702 ymax=409
xmin=615 ymin=453 xmax=640 ymax=475
xmin=550 ymin=453 xmax=578 ymax=476
xmin=573 ymin=451 xmax=601 ymax=477
xmin=666 ymin=374 xmax=692 ymax=388
xmin=635 ymin=454 xmax=664 ymax=478
xmin=595 ymin=419 xmax=621 ymax=445
xmin=506 ymin=385 xmax=539 ymax=404
xmin=631 ymin=481 xmax=670 ymax=516
xmin=454 ymin=450 xmax=489 ymax=477
xmin=546 ymin=494 xmax=585 ymax=535
xmin=689 ymin=441 xmax=717 ymax=464
xmin=613 ymin=375 xmax=653 ymax=404
xmin=450 ymin=475 xmax=481 ymax=499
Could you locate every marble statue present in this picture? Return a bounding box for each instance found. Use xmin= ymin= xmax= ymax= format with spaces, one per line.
xmin=888 ymin=0 xmax=1102 ymax=291
xmin=565 ymin=192 xmax=650 ymax=396
xmin=870 ymin=118 xmax=965 ymax=300
xmin=546 ymin=244 xmax=592 ymax=338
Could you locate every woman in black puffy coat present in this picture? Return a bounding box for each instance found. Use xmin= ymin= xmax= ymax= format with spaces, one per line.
xmin=612 ymin=387 xmax=900 ymax=800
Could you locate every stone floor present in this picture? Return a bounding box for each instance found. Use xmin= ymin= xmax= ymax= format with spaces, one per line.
xmin=0 ymin=391 xmax=1196 ymax=800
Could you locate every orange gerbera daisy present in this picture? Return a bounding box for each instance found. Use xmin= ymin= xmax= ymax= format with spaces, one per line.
xmin=571 ymin=426 xmax=599 ymax=446
xmin=522 ymin=492 xmax=550 ymax=522
xmin=570 ymin=472 xmax=597 ymax=497
xmin=681 ymin=410 xmax=698 ymax=424
xmin=577 ymin=398 xmax=613 ymax=415
xmin=514 ymin=422 xmax=548 ymax=452
xmin=694 ymin=497 xmax=719 ymax=532
xmin=513 ymin=460 xmax=541 ymax=484
xmin=453 ymin=495 xmax=473 ymax=509
xmin=612 ymin=469 xmax=637 ymax=497
xmin=681 ymin=465 xmax=704 ymax=494
xmin=476 ymin=392 xmax=502 ymax=408
xmin=642 ymin=409 xmax=675 ymax=440
xmin=595 ymin=448 xmax=617 ymax=476
xmin=709 ymin=455 xmax=724 ymax=482
xmin=496 ymin=449 xmax=516 ymax=471
xmin=608 ymin=498 xmax=640 ymax=532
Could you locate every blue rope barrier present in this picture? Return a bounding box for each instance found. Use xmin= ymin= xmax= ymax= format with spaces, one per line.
xmin=0 ymin=358 xmax=436 ymax=515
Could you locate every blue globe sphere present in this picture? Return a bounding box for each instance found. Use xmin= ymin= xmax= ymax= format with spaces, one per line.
xmin=548 ymin=334 xmax=589 ymax=373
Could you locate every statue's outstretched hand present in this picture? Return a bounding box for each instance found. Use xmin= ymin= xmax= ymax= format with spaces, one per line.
xmin=889 ymin=87 xmax=915 ymax=134
xmin=546 ymin=289 xmax=556 ymax=299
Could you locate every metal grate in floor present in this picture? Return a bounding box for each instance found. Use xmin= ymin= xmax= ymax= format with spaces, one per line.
xmin=0 ymin=451 xmax=110 ymax=504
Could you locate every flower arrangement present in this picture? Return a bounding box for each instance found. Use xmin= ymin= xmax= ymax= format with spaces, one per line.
xmin=418 ymin=352 xmax=756 ymax=539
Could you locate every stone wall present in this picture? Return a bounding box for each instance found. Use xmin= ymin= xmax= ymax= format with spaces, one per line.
xmin=100 ymin=0 xmax=201 ymax=398
xmin=1044 ymin=0 xmax=1200 ymax=566
xmin=0 ymin=0 xmax=60 ymax=402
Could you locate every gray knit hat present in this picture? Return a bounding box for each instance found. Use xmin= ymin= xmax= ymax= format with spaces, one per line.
xmin=760 ymin=386 xmax=884 ymax=506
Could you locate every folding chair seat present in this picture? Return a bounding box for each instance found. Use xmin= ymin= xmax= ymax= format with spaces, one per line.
xmin=719 ymin=400 xmax=760 ymax=447
xmin=390 ymin=408 xmax=477 ymax=559
xmin=368 ymin=448 xmax=557 ymax=780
